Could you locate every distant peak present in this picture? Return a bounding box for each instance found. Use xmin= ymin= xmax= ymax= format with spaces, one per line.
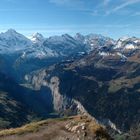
xmin=118 ymin=36 xmax=130 ymax=41
xmin=6 ymin=29 xmax=17 ymax=34
xmin=0 ymin=29 xmax=29 ymax=40
xmin=76 ymin=33 xmax=83 ymax=36
xmin=86 ymin=33 xmax=104 ymax=38
xmin=29 ymin=32 xmax=45 ymax=43
xmin=75 ymin=33 xmax=84 ymax=38
xmin=62 ymin=33 xmax=71 ymax=37
xmin=2 ymin=29 xmax=24 ymax=37
xmin=32 ymin=32 xmax=44 ymax=38
xmin=61 ymin=34 xmax=73 ymax=40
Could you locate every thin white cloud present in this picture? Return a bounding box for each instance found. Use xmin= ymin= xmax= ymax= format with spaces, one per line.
xmin=104 ymin=0 xmax=140 ymax=15
xmin=49 ymin=0 xmax=109 ymax=16
xmin=113 ymin=0 xmax=140 ymax=12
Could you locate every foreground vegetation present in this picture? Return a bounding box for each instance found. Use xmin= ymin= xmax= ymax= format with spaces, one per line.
xmin=0 ymin=115 xmax=113 ymax=140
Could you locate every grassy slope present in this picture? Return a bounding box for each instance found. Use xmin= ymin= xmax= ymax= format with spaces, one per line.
xmin=0 ymin=116 xmax=112 ymax=140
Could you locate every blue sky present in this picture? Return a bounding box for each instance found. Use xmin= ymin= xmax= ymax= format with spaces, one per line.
xmin=0 ymin=0 xmax=140 ymax=38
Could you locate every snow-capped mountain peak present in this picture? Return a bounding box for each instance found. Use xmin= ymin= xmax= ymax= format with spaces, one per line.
xmin=0 ymin=29 xmax=33 ymax=53
xmin=119 ymin=36 xmax=130 ymax=42
xmin=0 ymin=29 xmax=27 ymax=39
xmin=29 ymin=32 xmax=45 ymax=44
xmin=6 ymin=28 xmax=17 ymax=34
xmin=114 ymin=36 xmax=140 ymax=50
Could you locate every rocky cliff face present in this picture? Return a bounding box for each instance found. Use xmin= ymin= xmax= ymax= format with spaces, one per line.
xmin=49 ymin=76 xmax=65 ymax=112
xmin=24 ymin=71 xmax=88 ymax=117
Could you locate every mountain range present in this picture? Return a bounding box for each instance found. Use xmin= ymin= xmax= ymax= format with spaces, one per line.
xmin=0 ymin=29 xmax=140 ymax=140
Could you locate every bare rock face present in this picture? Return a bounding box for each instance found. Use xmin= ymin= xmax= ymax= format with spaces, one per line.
xmin=24 ymin=69 xmax=48 ymax=90
xmin=49 ymin=76 xmax=64 ymax=111
xmin=48 ymin=76 xmax=88 ymax=115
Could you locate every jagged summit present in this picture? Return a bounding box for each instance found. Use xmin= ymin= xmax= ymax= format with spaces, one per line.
xmin=0 ymin=29 xmax=32 ymax=52
xmin=115 ymin=36 xmax=140 ymax=50
xmin=6 ymin=28 xmax=17 ymax=34
xmin=0 ymin=29 xmax=140 ymax=60
xmin=29 ymin=32 xmax=45 ymax=44
xmin=0 ymin=29 xmax=24 ymax=37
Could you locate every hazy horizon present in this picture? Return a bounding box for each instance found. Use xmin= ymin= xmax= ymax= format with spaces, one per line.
xmin=0 ymin=0 xmax=140 ymax=39
xmin=0 ymin=28 xmax=137 ymax=40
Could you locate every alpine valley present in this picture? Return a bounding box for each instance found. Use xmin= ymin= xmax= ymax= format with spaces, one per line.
xmin=0 ymin=29 xmax=140 ymax=140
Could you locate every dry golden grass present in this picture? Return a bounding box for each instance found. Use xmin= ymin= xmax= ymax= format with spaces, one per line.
xmin=108 ymin=76 xmax=140 ymax=93
xmin=88 ymin=120 xmax=102 ymax=133
xmin=0 ymin=117 xmax=70 ymax=137
xmin=0 ymin=120 xmax=50 ymax=137
xmin=0 ymin=115 xmax=112 ymax=140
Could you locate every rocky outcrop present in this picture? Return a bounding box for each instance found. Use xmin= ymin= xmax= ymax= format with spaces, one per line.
xmin=49 ymin=76 xmax=64 ymax=111
xmin=0 ymin=115 xmax=113 ymax=140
